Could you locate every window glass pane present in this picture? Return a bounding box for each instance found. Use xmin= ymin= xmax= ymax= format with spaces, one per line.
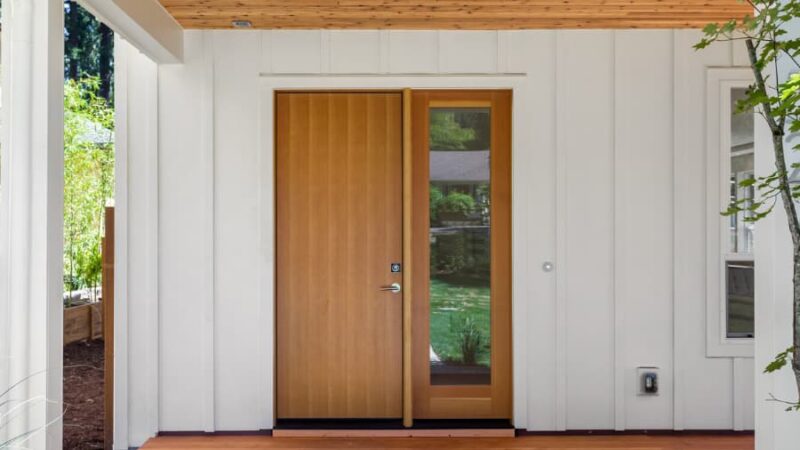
xmin=429 ymin=108 xmax=491 ymax=385
xmin=726 ymin=260 xmax=754 ymax=338
xmin=729 ymin=87 xmax=755 ymax=254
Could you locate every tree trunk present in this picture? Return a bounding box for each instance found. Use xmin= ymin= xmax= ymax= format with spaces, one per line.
xmin=98 ymin=23 xmax=114 ymax=101
xmin=65 ymin=0 xmax=80 ymax=81
xmin=747 ymin=38 xmax=800 ymax=404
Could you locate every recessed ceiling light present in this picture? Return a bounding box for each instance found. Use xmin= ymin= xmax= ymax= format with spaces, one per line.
xmin=232 ymin=20 xmax=253 ymax=29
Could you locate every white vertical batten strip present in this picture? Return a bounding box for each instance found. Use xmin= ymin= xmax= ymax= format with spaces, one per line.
xmin=260 ymin=31 xmax=273 ymax=75
xmin=612 ymin=30 xmax=626 ymax=432
xmin=113 ymin=36 xmax=131 ymax=450
xmin=496 ymin=31 xmax=509 ymax=73
xmin=203 ymin=31 xmax=217 ymax=433
xmin=436 ymin=31 xmax=443 ymax=74
xmin=732 ymin=357 xmax=744 ymax=431
xmin=320 ymin=31 xmax=332 ymax=73
xmin=671 ymin=30 xmax=686 ymax=432
xmin=0 ymin=4 xmax=10 ymax=438
xmin=666 ymin=29 xmax=678 ymax=430
xmin=146 ymin=48 xmax=160 ymax=437
xmin=554 ymin=30 xmax=568 ymax=431
xmin=379 ymin=31 xmax=391 ymax=73
xmin=257 ymin=62 xmax=275 ymax=433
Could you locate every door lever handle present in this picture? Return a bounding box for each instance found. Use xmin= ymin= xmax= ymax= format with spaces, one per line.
xmin=379 ymin=283 xmax=402 ymax=294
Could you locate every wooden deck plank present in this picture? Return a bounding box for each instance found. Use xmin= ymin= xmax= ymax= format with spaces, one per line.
xmin=142 ymin=434 xmax=753 ymax=450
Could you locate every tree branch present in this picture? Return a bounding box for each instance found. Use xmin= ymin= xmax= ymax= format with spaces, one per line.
xmin=747 ymin=36 xmax=800 ymax=405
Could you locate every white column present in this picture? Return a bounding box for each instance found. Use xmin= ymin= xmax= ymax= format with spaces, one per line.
xmin=754 ymin=10 xmax=800 ymax=450
xmin=0 ymin=1 xmax=64 ymax=450
xmin=113 ymin=37 xmax=160 ymax=449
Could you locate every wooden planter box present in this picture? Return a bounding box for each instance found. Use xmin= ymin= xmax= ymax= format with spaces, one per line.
xmin=64 ymin=302 xmax=103 ymax=346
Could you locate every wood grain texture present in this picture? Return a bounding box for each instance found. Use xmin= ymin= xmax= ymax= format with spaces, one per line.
xmin=411 ymin=90 xmax=512 ymax=419
xmin=102 ymin=206 xmax=115 ymax=450
xmin=63 ymin=303 xmax=103 ymax=345
xmin=141 ymin=434 xmax=754 ymax=449
xmin=158 ymin=0 xmax=752 ymax=29
xmin=276 ymin=92 xmax=404 ymax=419
xmin=402 ymin=89 xmax=414 ymax=428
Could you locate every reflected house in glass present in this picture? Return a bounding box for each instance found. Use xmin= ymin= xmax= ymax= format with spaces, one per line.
xmin=428 ymin=110 xmax=494 ymax=385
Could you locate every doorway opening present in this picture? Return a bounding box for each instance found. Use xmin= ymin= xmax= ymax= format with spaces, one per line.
xmin=61 ymin=2 xmax=115 ymax=448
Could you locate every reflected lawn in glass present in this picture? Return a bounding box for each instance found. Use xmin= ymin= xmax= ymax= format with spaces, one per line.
xmin=428 ymin=107 xmax=492 ymax=385
xmin=429 ymin=276 xmax=491 ymax=367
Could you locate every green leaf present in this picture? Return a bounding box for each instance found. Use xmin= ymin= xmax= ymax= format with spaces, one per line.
xmin=764 ymin=347 xmax=794 ymax=374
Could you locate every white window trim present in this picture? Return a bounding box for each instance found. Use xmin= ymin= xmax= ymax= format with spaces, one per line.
xmin=706 ymin=67 xmax=755 ymax=358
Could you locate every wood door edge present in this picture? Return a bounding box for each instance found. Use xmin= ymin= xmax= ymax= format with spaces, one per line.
xmin=402 ymin=88 xmax=414 ymax=428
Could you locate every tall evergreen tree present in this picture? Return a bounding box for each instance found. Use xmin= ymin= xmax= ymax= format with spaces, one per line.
xmin=63 ymin=0 xmax=114 ymax=103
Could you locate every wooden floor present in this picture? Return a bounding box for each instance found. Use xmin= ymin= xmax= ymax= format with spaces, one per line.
xmin=142 ymin=434 xmax=753 ymax=450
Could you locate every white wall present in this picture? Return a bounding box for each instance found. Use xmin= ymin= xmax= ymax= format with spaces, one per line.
xmin=114 ymin=36 xmax=160 ymax=448
xmin=118 ymin=29 xmax=756 ymax=447
xmin=0 ymin=1 xmax=65 ymax=449
xmin=754 ymin=15 xmax=800 ymax=450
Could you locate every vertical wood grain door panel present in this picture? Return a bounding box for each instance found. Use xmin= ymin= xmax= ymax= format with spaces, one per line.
xmin=276 ymin=92 xmax=403 ymax=419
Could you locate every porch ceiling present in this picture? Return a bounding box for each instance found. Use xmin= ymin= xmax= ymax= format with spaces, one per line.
xmin=157 ymin=0 xmax=752 ymax=29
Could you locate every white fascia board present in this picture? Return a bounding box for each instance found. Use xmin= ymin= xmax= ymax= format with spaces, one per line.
xmin=78 ymin=0 xmax=183 ymax=64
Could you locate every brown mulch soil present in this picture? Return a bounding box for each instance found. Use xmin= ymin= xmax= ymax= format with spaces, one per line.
xmin=63 ymin=340 xmax=104 ymax=450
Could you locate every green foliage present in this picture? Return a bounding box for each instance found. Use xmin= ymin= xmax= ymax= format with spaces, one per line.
xmin=439 ymin=191 xmax=476 ymax=215
xmin=449 ymin=314 xmax=487 ymax=365
xmin=765 ymin=347 xmax=794 ymax=374
xmin=429 ymin=278 xmax=491 ymax=366
xmin=698 ymin=0 xmax=800 ymax=410
xmin=434 ymin=233 xmax=468 ymax=273
xmin=430 ymin=112 xmax=477 ymax=150
xmin=430 ymin=185 xmax=445 ymax=221
xmin=64 ymin=77 xmax=114 ymax=301
xmin=64 ymin=0 xmax=115 ymax=101
xmin=429 ymin=110 xmax=491 ymax=151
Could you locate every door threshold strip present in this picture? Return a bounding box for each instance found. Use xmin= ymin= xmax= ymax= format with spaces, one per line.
xmin=272 ymin=428 xmax=515 ymax=438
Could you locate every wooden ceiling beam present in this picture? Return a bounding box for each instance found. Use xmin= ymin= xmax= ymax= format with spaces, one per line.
xmin=158 ymin=0 xmax=752 ymax=29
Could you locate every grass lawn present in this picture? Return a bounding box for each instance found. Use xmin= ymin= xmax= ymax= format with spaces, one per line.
xmin=429 ymin=276 xmax=491 ymax=366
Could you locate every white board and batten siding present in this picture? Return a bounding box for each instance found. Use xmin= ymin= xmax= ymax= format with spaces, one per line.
xmin=115 ymin=29 xmax=755 ymax=448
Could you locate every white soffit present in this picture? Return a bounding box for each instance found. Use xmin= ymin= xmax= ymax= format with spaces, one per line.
xmin=78 ymin=0 xmax=183 ymax=64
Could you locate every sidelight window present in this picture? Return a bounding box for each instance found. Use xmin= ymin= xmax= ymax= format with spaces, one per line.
xmin=706 ymin=69 xmax=755 ymax=357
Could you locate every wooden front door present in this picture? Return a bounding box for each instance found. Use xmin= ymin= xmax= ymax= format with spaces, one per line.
xmin=276 ymin=92 xmax=404 ymax=419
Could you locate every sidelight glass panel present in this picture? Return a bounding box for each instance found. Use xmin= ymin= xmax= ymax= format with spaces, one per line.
xmin=428 ymin=108 xmax=492 ymax=385
xmin=725 ymin=87 xmax=755 ymax=339
xmin=728 ymin=87 xmax=755 ymax=255
xmin=726 ymin=260 xmax=754 ymax=338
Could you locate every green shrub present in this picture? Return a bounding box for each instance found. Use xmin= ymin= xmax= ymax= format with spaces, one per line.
xmin=434 ymin=233 xmax=467 ymax=273
xmin=439 ymin=191 xmax=475 ymax=215
xmin=450 ymin=314 xmax=486 ymax=365
xmin=63 ymin=77 xmax=114 ymax=296
xmin=430 ymin=185 xmax=444 ymax=222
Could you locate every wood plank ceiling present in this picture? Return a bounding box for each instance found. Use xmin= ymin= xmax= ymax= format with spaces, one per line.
xmin=158 ymin=0 xmax=752 ymax=29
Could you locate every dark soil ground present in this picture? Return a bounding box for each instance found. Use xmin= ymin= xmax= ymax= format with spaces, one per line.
xmin=63 ymin=340 xmax=104 ymax=450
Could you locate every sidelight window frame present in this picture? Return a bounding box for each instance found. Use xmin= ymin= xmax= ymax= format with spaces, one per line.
xmin=706 ymin=68 xmax=755 ymax=358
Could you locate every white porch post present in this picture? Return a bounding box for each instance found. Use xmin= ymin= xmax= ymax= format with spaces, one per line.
xmin=0 ymin=1 xmax=65 ymax=450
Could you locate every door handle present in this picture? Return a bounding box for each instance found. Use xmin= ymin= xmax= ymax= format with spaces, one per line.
xmin=379 ymin=283 xmax=402 ymax=294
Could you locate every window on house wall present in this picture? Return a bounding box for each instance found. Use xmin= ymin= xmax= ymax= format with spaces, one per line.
xmin=725 ymin=87 xmax=755 ymax=339
xmin=707 ymin=69 xmax=755 ymax=357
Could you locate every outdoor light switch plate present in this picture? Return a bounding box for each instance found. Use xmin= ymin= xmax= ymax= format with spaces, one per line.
xmin=636 ymin=367 xmax=660 ymax=396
